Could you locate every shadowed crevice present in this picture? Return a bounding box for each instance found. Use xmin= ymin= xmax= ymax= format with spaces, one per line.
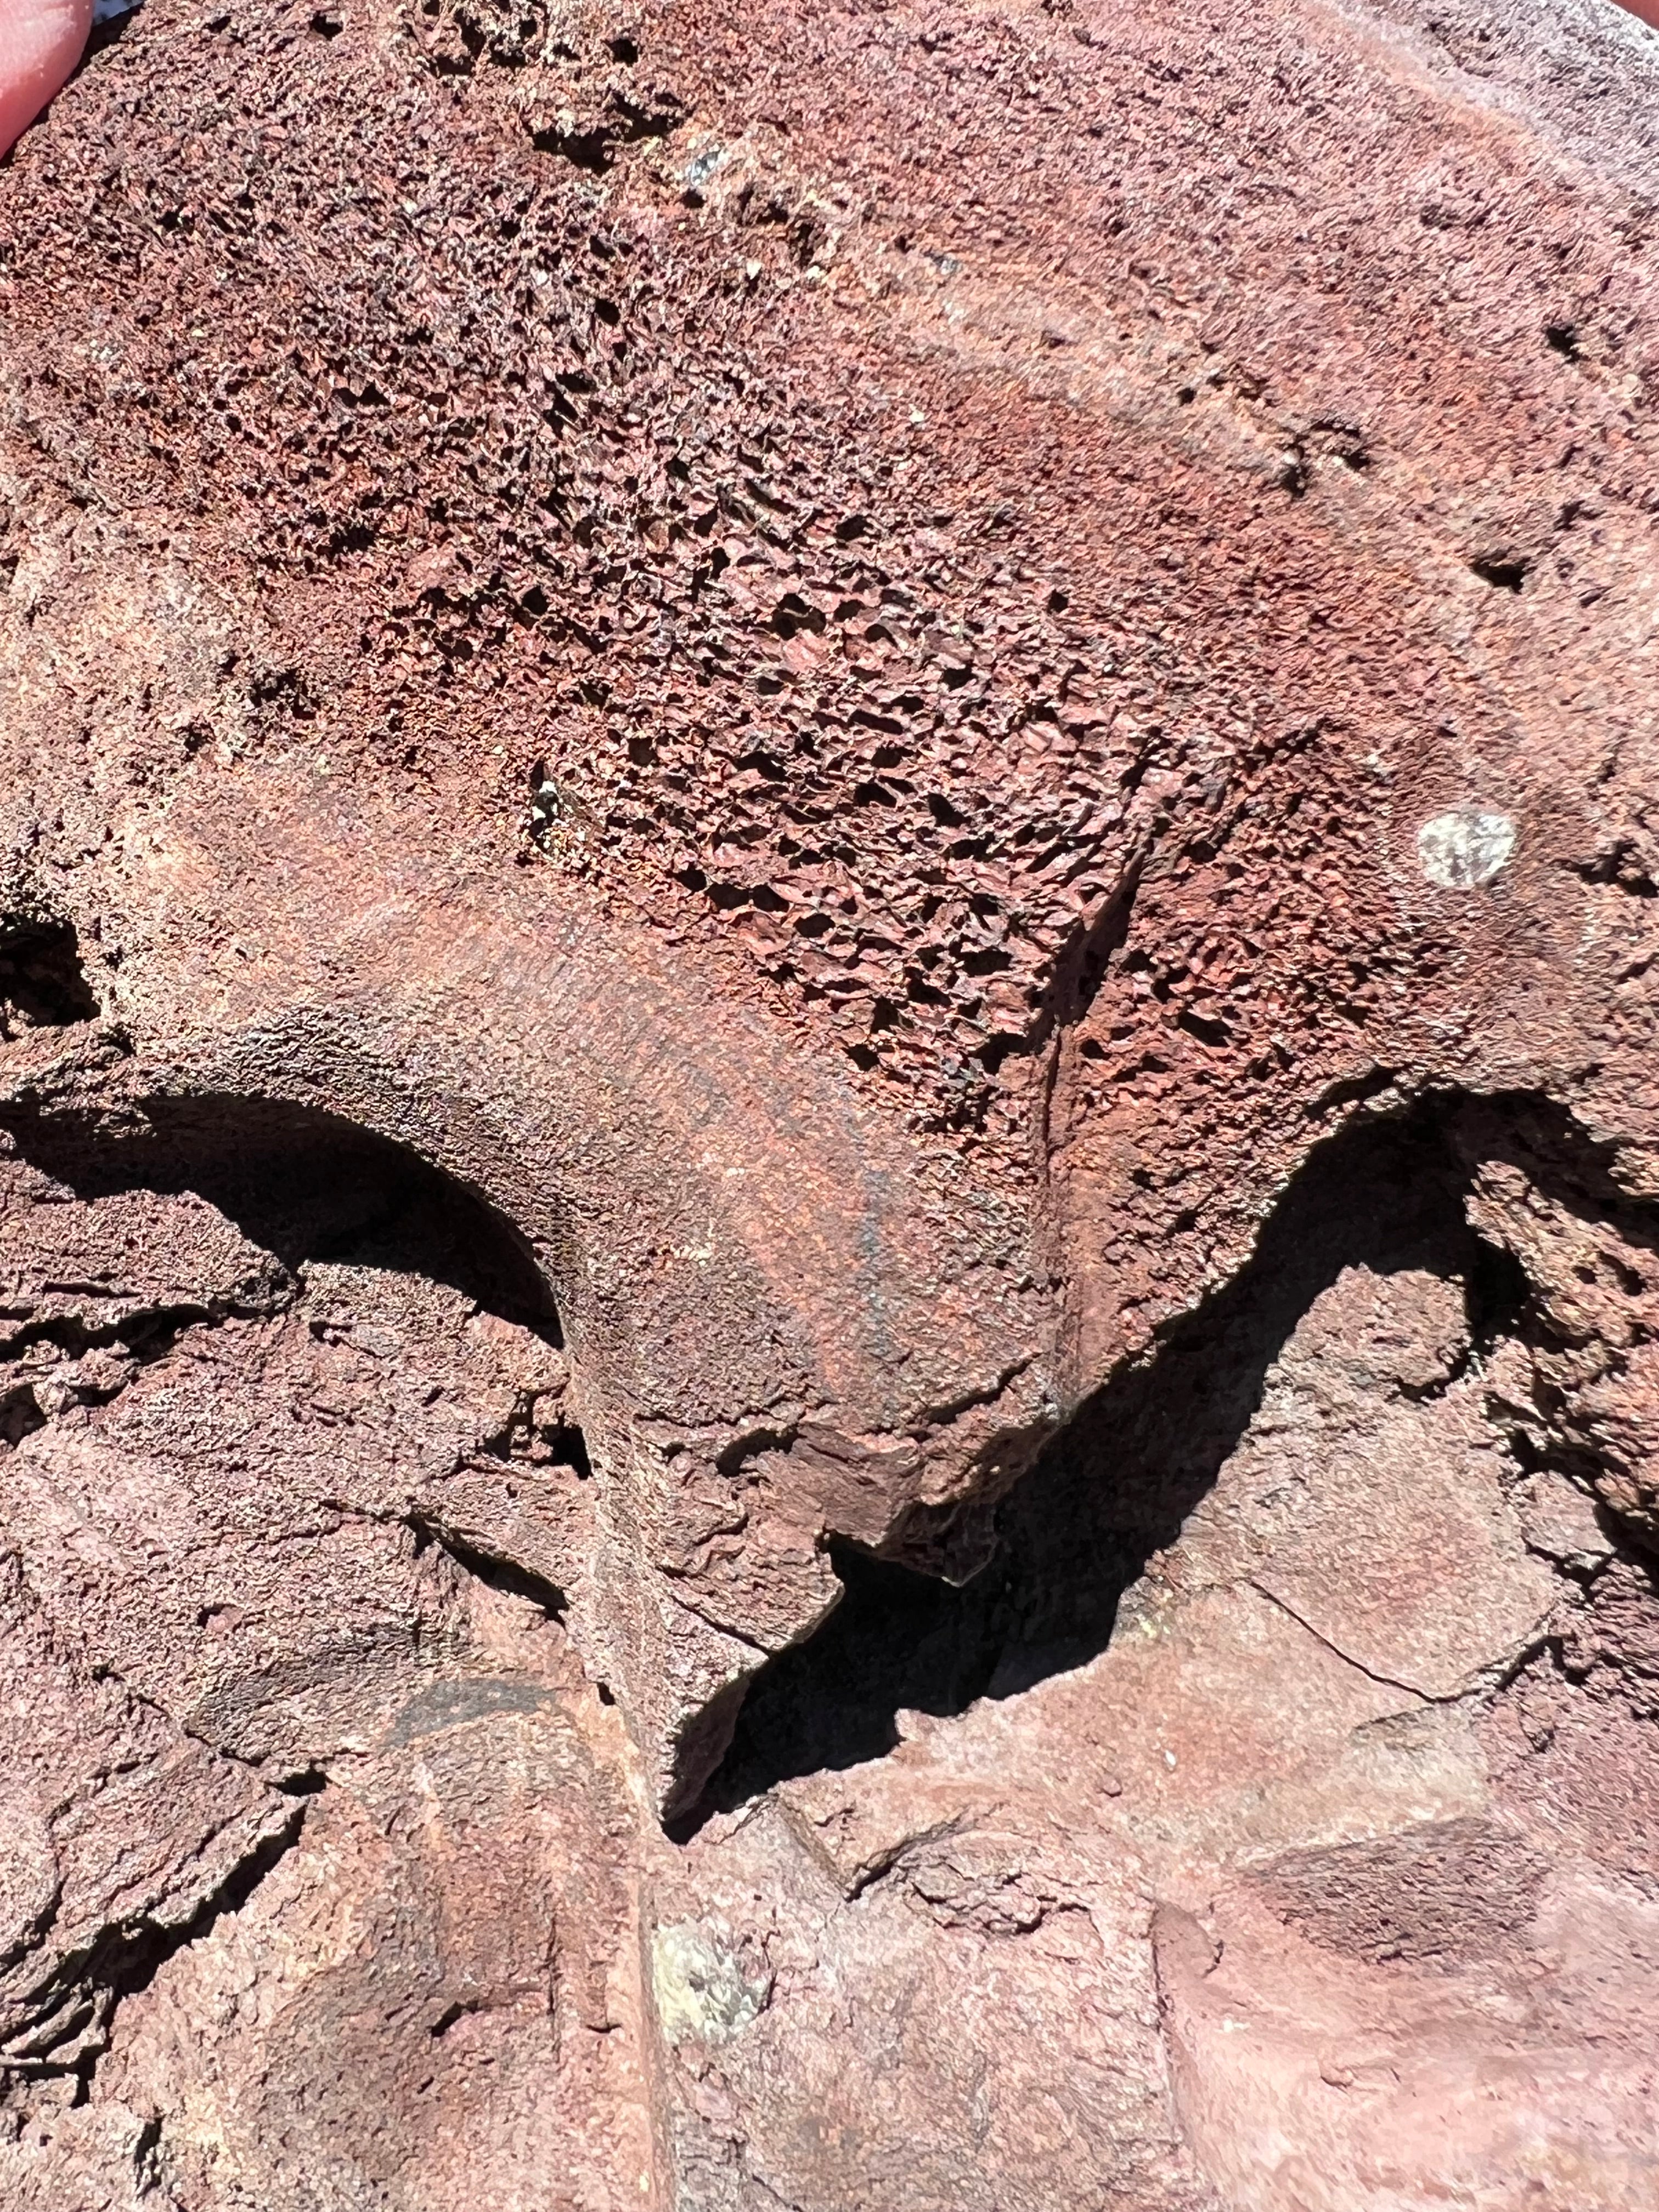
xmin=0 ymin=1093 xmax=562 ymax=1342
xmin=680 ymin=1094 xmax=1598 ymax=1833
xmin=0 ymin=915 xmax=99 ymax=1039
xmin=409 ymin=1515 xmax=570 ymax=1622
xmin=9 ymin=1802 xmax=309 ymax=2098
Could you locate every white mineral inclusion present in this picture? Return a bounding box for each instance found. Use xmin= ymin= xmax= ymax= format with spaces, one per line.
xmin=1417 ymin=808 xmax=1517 ymax=890
xmin=651 ymin=1922 xmax=771 ymax=2046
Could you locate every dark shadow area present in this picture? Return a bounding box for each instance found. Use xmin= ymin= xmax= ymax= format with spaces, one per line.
xmin=685 ymin=1097 xmax=1551 ymax=1830
xmin=0 ymin=915 xmax=99 ymax=1037
xmin=0 ymin=1092 xmax=561 ymax=1341
xmin=0 ymin=1379 xmax=46 ymax=1446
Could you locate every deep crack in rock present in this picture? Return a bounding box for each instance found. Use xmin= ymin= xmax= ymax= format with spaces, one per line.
xmin=690 ymin=1095 xmax=1626 ymax=1822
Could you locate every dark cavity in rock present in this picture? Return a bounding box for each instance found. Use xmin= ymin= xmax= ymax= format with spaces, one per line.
xmin=0 ymin=912 xmax=99 ymax=1037
xmin=0 ymin=1092 xmax=561 ymax=1341
xmin=682 ymin=1096 xmax=1609 ymax=1830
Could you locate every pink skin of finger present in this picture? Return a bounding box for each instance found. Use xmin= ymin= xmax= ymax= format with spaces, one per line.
xmin=0 ymin=0 xmax=92 ymax=161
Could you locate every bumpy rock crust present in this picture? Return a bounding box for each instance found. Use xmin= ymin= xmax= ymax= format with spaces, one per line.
xmin=0 ymin=0 xmax=1655 ymax=2204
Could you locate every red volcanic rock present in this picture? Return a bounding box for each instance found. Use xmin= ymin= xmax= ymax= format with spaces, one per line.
xmin=0 ymin=0 xmax=1655 ymax=2204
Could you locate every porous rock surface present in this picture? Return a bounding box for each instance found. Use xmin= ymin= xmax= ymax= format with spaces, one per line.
xmin=0 ymin=0 xmax=1656 ymax=2203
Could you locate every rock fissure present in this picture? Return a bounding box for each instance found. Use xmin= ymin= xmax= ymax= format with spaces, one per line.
xmin=1244 ymin=1579 xmax=1453 ymax=1705
xmin=3 ymin=1800 xmax=308 ymax=2094
xmin=690 ymin=1093 xmax=1590 ymax=1822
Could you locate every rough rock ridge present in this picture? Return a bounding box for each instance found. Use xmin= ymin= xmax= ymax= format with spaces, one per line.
xmin=0 ymin=0 xmax=1656 ymax=2203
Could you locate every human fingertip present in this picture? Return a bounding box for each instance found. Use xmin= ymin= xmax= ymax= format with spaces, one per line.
xmin=0 ymin=0 xmax=94 ymax=164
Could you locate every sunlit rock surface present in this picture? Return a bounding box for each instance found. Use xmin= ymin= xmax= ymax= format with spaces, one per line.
xmin=0 ymin=0 xmax=1655 ymax=2203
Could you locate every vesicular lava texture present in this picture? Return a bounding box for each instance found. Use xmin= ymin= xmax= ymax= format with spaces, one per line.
xmin=0 ymin=0 xmax=1654 ymax=2203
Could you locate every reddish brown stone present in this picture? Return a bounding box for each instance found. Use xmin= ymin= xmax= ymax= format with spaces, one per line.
xmin=0 ymin=0 xmax=1656 ymax=2202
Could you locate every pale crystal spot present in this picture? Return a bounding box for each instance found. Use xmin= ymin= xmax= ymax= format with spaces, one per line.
xmin=651 ymin=1922 xmax=770 ymax=2046
xmin=1417 ymin=809 xmax=1516 ymax=889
